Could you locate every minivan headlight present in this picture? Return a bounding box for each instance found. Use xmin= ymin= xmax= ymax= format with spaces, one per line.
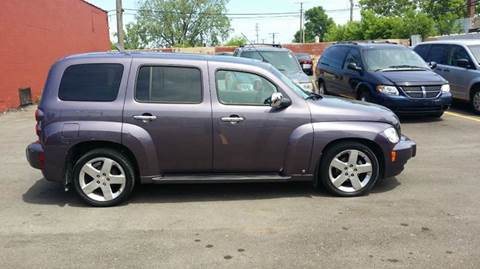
xmin=383 ymin=127 xmax=400 ymax=144
xmin=377 ymin=85 xmax=399 ymax=96
xmin=441 ymin=84 xmax=450 ymax=93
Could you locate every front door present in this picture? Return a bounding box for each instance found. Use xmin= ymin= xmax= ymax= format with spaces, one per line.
xmin=209 ymin=66 xmax=310 ymax=172
xmin=123 ymin=58 xmax=212 ymax=174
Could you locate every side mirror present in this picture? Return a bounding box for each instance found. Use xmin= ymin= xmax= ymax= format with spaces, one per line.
xmin=270 ymin=92 xmax=291 ymax=109
xmin=428 ymin=61 xmax=437 ymax=69
xmin=456 ymin=58 xmax=471 ymax=69
xmin=347 ymin=62 xmax=362 ymax=71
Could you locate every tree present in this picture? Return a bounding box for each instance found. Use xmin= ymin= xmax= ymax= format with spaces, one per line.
xmin=127 ymin=0 xmax=231 ymax=48
xmin=224 ymin=36 xmax=247 ymax=46
xmin=293 ymin=6 xmax=334 ymax=42
xmin=358 ymin=0 xmax=418 ymax=16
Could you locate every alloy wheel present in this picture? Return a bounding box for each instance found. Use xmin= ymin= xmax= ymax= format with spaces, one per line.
xmin=328 ymin=149 xmax=373 ymax=193
xmin=473 ymin=91 xmax=480 ymax=112
xmin=79 ymin=157 xmax=126 ymax=202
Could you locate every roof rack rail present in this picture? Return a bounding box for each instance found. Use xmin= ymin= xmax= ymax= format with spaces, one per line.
xmin=367 ymin=40 xmax=398 ymax=44
xmin=334 ymin=41 xmax=358 ymax=45
xmin=239 ymin=43 xmax=282 ymax=48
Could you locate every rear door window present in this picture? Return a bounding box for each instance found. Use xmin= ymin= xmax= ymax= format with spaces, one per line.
xmin=427 ymin=44 xmax=450 ymax=65
xmin=59 ymin=64 xmax=124 ymax=101
xmin=414 ymin=45 xmax=431 ymax=61
xmin=135 ymin=66 xmax=202 ymax=103
xmin=320 ymin=46 xmax=349 ymax=69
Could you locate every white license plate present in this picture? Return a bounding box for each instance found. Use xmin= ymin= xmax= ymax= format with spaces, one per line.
xmin=302 ymin=64 xmax=312 ymax=69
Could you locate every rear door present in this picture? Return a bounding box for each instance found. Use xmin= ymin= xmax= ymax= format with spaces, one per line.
xmin=123 ymin=57 xmax=212 ymax=174
xmin=318 ymin=46 xmax=349 ymax=94
xmin=427 ymin=44 xmax=454 ymax=88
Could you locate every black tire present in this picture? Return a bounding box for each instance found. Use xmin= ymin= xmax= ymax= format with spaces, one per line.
xmin=73 ymin=148 xmax=135 ymax=207
xmin=432 ymin=111 xmax=444 ymax=118
xmin=358 ymin=89 xmax=371 ymax=102
xmin=318 ymin=141 xmax=380 ymax=197
xmin=318 ymin=80 xmax=327 ymax=94
xmin=471 ymin=89 xmax=480 ymax=115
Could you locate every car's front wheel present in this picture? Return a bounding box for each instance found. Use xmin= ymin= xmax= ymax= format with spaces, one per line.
xmin=472 ymin=90 xmax=480 ymax=114
xmin=318 ymin=80 xmax=327 ymax=94
xmin=73 ymin=148 xmax=135 ymax=207
xmin=319 ymin=142 xmax=380 ymax=197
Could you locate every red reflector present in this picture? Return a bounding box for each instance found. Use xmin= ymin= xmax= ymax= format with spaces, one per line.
xmin=39 ymin=152 xmax=45 ymax=169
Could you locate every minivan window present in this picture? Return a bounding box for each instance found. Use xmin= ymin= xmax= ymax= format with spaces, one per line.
xmin=428 ymin=45 xmax=449 ymax=65
xmin=58 ymin=64 xmax=123 ymax=102
xmin=135 ymin=66 xmax=202 ymax=103
xmin=468 ymin=45 xmax=480 ymax=63
xmin=216 ymin=70 xmax=277 ymax=106
xmin=450 ymin=46 xmax=472 ymax=66
xmin=343 ymin=48 xmax=362 ymax=69
xmin=414 ymin=44 xmax=430 ymax=60
xmin=241 ymin=51 xmax=301 ymax=73
xmin=320 ymin=46 xmax=349 ymax=69
xmin=363 ymin=47 xmax=428 ymax=71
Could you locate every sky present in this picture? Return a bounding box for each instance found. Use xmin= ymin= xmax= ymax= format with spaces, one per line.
xmin=86 ymin=0 xmax=360 ymax=45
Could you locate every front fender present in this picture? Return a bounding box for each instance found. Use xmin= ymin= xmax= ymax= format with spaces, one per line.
xmin=309 ymin=121 xmax=393 ymax=174
xmin=283 ymin=123 xmax=314 ymax=175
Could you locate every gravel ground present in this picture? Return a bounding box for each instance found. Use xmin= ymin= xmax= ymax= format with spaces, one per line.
xmin=0 ymin=104 xmax=479 ymax=269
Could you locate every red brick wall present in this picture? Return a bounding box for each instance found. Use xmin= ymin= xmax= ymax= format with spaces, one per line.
xmin=0 ymin=0 xmax=110 ymax=112
xmin=282 ymin=43 xmax=333 ymax=56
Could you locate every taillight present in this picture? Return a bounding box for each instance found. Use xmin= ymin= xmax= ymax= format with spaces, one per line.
xmin=35 ymin=109 xmax=43 ymax=138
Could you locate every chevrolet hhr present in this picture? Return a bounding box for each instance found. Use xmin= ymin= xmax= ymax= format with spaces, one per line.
xmin=26 ymin=52 xmax=416 ymax=206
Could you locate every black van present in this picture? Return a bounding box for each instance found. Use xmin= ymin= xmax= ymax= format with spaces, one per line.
xmin=315 ymin=42 xmax=452 ymax=117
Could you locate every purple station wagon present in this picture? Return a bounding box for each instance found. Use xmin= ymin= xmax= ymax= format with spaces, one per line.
xmin=26 ymin=52 xmax=416 ymax=206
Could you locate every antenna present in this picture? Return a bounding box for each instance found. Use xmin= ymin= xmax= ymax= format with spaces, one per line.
xmin=240 ymin=33 xmax=268 ymax=63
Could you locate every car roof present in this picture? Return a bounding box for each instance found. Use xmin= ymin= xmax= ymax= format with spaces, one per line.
xmin=416 ymin=39 xmax=480 ymax=46
xmin=61 ymin=51 xmax=273 ymax=68
xmin=238 ymin=46 xmax=290 ymax=52
xmin=332 ymin=43 xmax=407 ymax=50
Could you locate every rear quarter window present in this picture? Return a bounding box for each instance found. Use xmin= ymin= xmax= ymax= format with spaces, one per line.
xmin=58 ymin=63 xmax=124 ymax=102
xmin=320 ymin=46 xmax=349 ymax=69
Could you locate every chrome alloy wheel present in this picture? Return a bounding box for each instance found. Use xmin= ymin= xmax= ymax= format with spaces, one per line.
xmin=328 ymin=149 xmax=373 ymax=193
xmin=79 ymin=157 xmax=126 ymax=202
xmin=473 ymin=91 xmax=480 ymax=112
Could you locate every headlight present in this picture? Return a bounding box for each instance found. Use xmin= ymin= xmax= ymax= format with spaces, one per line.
xmin=441 ymin=84 xmax=450 ymax=93
xmin=377 ymin=85 xmax=399 ymax=96
xmin=383 ymin=127 xmax=400 ymax=144
xmin=298 ymin=82 xmax=314 ymax=92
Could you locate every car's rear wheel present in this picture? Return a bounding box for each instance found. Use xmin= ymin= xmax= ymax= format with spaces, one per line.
xmin=472 ymin=90 xmax=480 ymax=114
xmin=319 ymin=142 xmax=380 ymax=197
xmin=73 ymin=149 xmax=135 ymax=207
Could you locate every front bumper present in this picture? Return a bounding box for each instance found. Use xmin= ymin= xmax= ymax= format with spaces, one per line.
xmin=26 ymin=141 xmax=44 ymax=170
xmin=384 ymin=135 xmax=416 ymax=178
xmin=377 ymin=93 xmax=452 ymax=115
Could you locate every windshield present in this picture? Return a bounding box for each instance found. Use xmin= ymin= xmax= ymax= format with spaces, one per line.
xmin=241 ymin=51 xmax=302 ymax=73
xmin=363 ymin=47 xmax=428 ymax=71
xmin=468 ymin=45 xmax=480 ymax=63
xmin=268 ymin=67 xmax=309 ymax=99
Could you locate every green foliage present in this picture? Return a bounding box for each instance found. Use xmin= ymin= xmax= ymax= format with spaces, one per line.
xmin=125 ymin=0 xmax=230 ymax=48
xmin=293 ymin=6 xmax=334 ymax=42
xmin=224 ymin=36 xmax=247 ymax=46
xmin=358 ymin=0 xmax=418 ymax=16
xmin=325 ymin=10 xmax=436 ymax=42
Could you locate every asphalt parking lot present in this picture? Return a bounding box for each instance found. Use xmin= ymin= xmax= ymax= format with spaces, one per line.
xmin=0 ymin=103 xmax=479 ymax=269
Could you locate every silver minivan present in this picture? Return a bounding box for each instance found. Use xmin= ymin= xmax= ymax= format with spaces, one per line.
xmin=414 ymin=40 xmax=480 ymax=114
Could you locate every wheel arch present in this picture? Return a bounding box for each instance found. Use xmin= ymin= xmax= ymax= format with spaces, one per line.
xmin=355 ymin=82 xmax=373 ymax=99
xmin=65 ymin=141 xmax=140 ymax=186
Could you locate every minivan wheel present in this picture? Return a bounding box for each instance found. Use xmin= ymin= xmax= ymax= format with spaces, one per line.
xmin=358 ymin=89 xmax=371 ymax=102
xmin=472 ymin=90 xmax=480 ymax=114
xmin=73 ymin=149 xmax=135 ymax=207
xmin=319 ymin=142 xmax=380 ymax=197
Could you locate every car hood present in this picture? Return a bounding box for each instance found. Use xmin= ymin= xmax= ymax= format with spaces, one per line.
xmin=377 ymin=70 xmax=447 ymax=86
xmin=307 ymin=95 xmax=400 ymax=127
xmin=282 ymin=70 xmax=310 ymax=83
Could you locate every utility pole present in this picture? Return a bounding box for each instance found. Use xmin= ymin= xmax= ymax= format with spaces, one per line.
xmin=349 ymin=0 xmax=354 ymax=22
xmin=255 ymin=23 xmax=259 ymax=44
xmin=116 ymin=0 xmax=125 ymax=49
xmin=300 ymin=2 xmax=305 ymax=43
xmin=269 ymin=32 xmax=279 ymax=44
xmin=467 ymin=0 xmax=476 ymax=19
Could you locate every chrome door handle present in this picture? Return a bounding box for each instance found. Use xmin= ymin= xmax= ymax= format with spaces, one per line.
xmin=133 ymin=114 xmax=157 ymax=122
xmin=221 ymin=116 xmax=244 ymax=124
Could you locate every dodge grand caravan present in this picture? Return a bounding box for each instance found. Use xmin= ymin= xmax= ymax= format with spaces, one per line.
xmin=316 ymin=42 xmax=452 ymax=117
xmin=26 ymin=52 xmax=416 ymax=206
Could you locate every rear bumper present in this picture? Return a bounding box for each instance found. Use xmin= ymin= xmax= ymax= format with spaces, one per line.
xmin=378 ymin=93 xmax=452 ymax=115
xmin=26 ymin=141 xmax=44 ymax=170
xmin=384 ymin=136 xmax=416 ymax=178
